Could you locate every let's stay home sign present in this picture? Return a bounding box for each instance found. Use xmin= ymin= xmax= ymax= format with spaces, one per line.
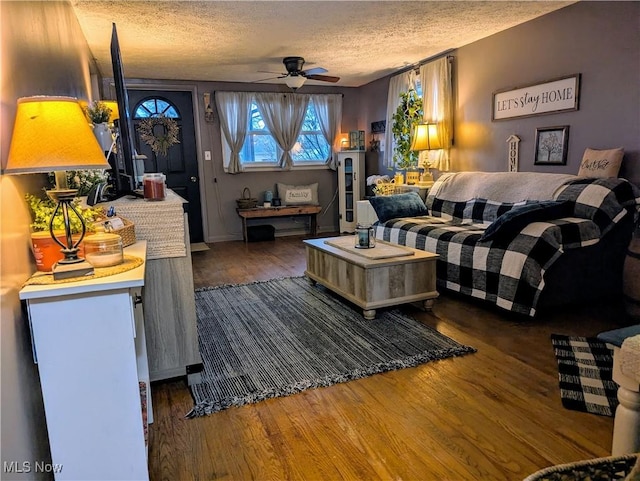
xmin=493 ymin=75 xmax=580 ymax=121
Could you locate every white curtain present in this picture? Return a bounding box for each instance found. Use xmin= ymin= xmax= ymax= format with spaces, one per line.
xmin=215 ymin=91 xmax=253 ymax=174
xmin=419 ymin=57 xmax=453 ymax=172
xmin=384 ymin=69 xmax=417 ymax=169
xmin=312 ymin=94 xmax=342 ymax=170
xmin=254 ymin=92 xmax=310 ymax=170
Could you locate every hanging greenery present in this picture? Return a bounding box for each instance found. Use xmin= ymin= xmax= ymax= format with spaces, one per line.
xmin=391 ymin=89 xmax=423 ymax=170
xmin=137 ymin=115 xmax=180 ymax=156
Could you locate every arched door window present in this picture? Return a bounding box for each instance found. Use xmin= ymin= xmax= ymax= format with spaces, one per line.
xmin=133 ymin=97 xmax=180 ymax=119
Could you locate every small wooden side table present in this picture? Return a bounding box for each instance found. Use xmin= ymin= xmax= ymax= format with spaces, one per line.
xmin=236 ymin=205 xmax=322 ymax=242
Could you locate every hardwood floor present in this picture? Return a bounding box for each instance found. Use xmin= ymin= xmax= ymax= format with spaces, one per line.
xmin=149 ymin=235 xmax=630 ymax=481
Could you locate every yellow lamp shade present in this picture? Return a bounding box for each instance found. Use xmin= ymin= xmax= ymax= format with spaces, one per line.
xmin=410 ymin=123 xmax=442 ymax=151
xmin=102 ymin=100 xmax=120 ymax=123
xmin=5 ymin=96 xmax=110 ymax=174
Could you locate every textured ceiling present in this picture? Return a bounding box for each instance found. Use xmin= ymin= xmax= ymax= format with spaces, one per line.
xmin=71 ymin=1 xmax=575 ymax=88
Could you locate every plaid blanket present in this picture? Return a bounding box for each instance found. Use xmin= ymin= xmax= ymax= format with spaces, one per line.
xmin=375 ymin=178 xmax=639 ymax=316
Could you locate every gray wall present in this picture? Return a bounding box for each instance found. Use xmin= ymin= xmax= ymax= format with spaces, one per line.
xmin=103 ymin=2 xmax=640 ymax=244
xmin=2 ymin=4 xmax=637 ymax=470
xmin=452 ymin=1 xmax=639 ymax=183
xmin=358 ymin=76 xmax=392 ymax=175
xmin=358 ymin=1 xmax=640 ymax=184
xmin=1 ymin=1 xmax=97 ymax=478
xmin=104 ymin=79 xmax=363 ymax=242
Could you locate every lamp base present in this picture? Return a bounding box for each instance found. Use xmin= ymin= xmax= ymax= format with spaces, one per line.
xmin=52 ymin=260 xmax=95 ymax=280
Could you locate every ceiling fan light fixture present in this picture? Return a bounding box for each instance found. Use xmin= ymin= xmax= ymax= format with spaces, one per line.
xmin=285 ymin=75 xmax=306 ymax=89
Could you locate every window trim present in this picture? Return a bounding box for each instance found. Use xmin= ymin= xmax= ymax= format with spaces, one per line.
xmin=222 ymin=141 xmax=329 ymax=172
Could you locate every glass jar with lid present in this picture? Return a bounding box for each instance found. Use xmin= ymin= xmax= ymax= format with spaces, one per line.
xmin=84 ymin=232 xmax=124 ymax=268
xmin=355 ymin=223 xmax=375 ymax=249
xmin=143 ymin=173 xmax=166 ymax=201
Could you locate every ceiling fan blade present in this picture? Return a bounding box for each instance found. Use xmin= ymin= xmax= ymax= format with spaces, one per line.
xmin=302 ymin=67 xmax=328 ymax=76
xmin=305 ymin=74 xmax=340 ymax=83
xmin=258 ymin=70 xmax=286 ymax=75
xmin=253 ymin=75 xmax=284 ymax=83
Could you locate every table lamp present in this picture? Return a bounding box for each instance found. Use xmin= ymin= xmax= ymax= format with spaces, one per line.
xmin=410 ymin=123 xmax=442 ymax=185
xmin=101 ymin=100 xmax=120 ymax=124
xmin=410 ymin=122 xmax=442 ymax=152
xmin=5 ymin=96 xmax=111 ymax=280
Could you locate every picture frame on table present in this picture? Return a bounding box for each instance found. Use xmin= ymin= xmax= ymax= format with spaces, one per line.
xmin=534 ymin=126 xmax=569 ymax=165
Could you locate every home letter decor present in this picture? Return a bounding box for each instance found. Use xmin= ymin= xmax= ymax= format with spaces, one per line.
xmin=493 ymin=74 xmax=580 ymax=121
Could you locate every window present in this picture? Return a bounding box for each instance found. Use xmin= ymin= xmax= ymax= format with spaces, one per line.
xmin=133 ymin=98 xmax=180 ymax=119
xmin=239 ymin=102 xmax=278 ymax=164
xmin=292 ymin=103 xmax=331 ymax=163
xmin=239 ymin=102 xmax=330 ymax=167
xmin=216 ymin=91 xmax=342 ymax=173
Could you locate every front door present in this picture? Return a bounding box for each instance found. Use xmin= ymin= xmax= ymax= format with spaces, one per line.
xmin=127 ymin=89 xmax=204 ymax=243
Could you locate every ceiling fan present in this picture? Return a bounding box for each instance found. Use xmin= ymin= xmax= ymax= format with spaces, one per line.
xmin=257 ymin=56 xmax=340 ymax=89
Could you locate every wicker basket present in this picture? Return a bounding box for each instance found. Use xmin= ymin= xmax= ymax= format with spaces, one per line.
xmin=93 ymin=216 xmax=136 ymax=247
xmin=236 ymin=187 xmax=258 ymax=209
xmin=373 ymin=183 xmax=413 ymax=196
xmin=111 ymin=217 xmax=136 ymax=247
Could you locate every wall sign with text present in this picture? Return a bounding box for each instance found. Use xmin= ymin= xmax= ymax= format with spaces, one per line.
xmin=492 ymin=74 xmax=580 ymax=121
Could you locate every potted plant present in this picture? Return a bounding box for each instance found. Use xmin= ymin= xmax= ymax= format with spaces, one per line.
xmin=84 ymin=100 xmax=114 ymax=152
xmin=391 ymin=89 xmax=423 ymax=183
xmin=84 ymin=100 xmax=112 ymax=125
xmin=26 ymin=193 xmax=104 ymax=271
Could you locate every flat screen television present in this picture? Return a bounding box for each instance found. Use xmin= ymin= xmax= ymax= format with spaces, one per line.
xmin=109 ymin=22 xmax=137 ymax=197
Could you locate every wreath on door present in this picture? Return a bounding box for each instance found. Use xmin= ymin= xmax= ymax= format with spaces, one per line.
xmin=137 ymin=115 xmax=180 ymax=156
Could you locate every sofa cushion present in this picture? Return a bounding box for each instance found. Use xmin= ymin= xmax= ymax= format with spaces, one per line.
xmin=276 ymin=182 xmax=319 ymax=205
xmin=480 ymin=200 xmax=574 ymax=242
xmin=368 ymin=192 xmax=428 ymax=223
xmin=578 ymin=147 xmax=624 ymax=178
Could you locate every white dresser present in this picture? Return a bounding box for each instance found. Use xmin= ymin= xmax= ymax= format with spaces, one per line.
xmin=19 ymin=242 xmax=151 ymax=480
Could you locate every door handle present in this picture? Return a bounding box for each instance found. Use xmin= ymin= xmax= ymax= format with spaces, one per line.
xmin=190 ymin=176 xmax=197 ymax=182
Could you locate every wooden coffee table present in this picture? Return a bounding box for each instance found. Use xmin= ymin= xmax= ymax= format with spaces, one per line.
xmin=303 ymin=236 xmax=439 ymax=320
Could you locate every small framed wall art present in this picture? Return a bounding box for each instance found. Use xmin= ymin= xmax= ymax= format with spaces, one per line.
xmin=534 ymin=125 xmax=569 ymax=165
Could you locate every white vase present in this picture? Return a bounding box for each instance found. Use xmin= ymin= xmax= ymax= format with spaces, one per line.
xmin=93 ymin=123 xmax=113 ymax=153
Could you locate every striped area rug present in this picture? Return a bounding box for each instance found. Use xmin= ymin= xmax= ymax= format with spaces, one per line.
xmin=551 ymin=334 xmax=618 ymax=417
xmin=187 ymin=276 xmax=476 ymax=417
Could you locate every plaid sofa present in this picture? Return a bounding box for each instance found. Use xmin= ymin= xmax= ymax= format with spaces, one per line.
xmin=374 ymin=173 xmax=639 ymax=317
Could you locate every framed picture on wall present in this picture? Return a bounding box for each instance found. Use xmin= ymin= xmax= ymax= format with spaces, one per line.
xmin=492 ymin=74 xmax=580 ymax=121
xmin=534 ymin=126 xmax=569 ymax=165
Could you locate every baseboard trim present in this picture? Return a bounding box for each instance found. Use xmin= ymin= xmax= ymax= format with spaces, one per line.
xmin=207 ymin=225 xmax=338 ymax=243
xmin=150 ymin=366 xmax=187 ymax=382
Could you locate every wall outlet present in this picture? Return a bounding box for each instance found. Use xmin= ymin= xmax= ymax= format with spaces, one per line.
xmin=204 ymin=151 xmax=211 ymax=161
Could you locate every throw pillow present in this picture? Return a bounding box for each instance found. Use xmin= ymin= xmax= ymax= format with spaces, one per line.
xmin=480 ymin=200 xmax=574 ymax=242
xmin=577 ymin=148 xmax=624 ymax=178
xmin=368 ymin=192 xmax=428 ymax=223
xmin=276 ymin=183 xmax=319 ymax=206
